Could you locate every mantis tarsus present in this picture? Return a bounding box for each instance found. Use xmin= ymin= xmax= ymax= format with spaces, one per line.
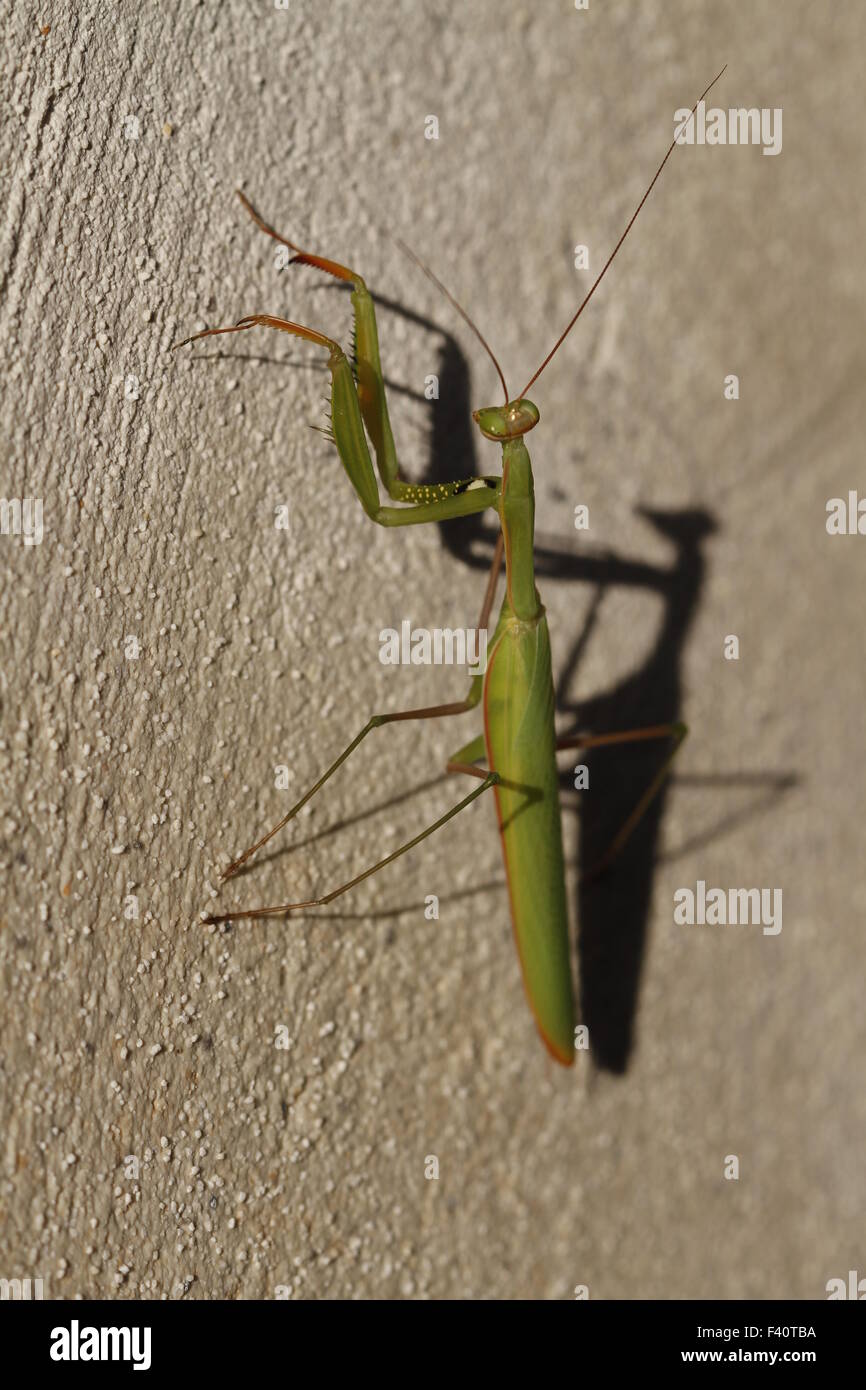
xmin=174 ymin=66 xmax=726 ymax=1065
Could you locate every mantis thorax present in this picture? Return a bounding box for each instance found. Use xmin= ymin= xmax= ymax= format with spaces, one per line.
xmin=499 ymin=437 xmax=539 ymax=622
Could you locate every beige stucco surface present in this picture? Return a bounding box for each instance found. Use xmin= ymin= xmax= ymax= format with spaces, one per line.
xmin=1 ymin=0 xmax=864 ymax=1299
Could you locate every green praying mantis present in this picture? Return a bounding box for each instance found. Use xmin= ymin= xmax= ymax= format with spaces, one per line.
xmin=174 ymin=66 xmax=726 ymax=1065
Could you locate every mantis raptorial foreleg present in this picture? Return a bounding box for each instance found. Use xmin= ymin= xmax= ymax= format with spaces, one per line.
xmin=556 ymin=721 xmax=688 ymax=879
xmin=174 ymin=197 xmax=503 ymax=527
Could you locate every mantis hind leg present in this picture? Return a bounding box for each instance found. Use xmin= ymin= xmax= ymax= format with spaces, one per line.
xmin=557 ymin=722 xmax=688 ymax=880
xmin=214 ymin=533 xmax=501 ymax=885
xmin=206 ymin=694 xmax=493 ymax=923
xmin=203 ymin=764 xmax=499 ymax=924
xmin=216 ymin=690 xmax=483 ymax=886
xmin=443 ymin=533 xmax=504 ymax=777
xmin=446 ymin=733 xmax=488 ymax=778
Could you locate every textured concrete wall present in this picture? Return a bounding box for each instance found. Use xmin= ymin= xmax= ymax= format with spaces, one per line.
xmin=2 ymin=0 xmax=864 ymax=1299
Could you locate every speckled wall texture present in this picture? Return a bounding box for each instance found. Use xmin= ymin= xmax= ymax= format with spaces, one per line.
xmin=2 ymin=1 xmax=864 ymax=1299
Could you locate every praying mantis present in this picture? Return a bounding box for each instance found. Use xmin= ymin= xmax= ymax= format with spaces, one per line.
xmin=174 ymin=67 xmax=726 ymax=1065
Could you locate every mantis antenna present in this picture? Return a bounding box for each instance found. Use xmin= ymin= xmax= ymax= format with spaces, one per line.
xmin=519 ymin=64 xmax=727 ymax=399
xmin=393 ymin=232 xmax=510 ymax=405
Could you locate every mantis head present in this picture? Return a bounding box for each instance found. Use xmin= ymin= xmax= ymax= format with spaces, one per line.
xmin=472 ymin=399 xmax=540 ymax=442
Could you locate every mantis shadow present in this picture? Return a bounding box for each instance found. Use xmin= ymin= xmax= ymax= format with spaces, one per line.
xmin=559 ymin=508 xmax=713 ymax=1074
